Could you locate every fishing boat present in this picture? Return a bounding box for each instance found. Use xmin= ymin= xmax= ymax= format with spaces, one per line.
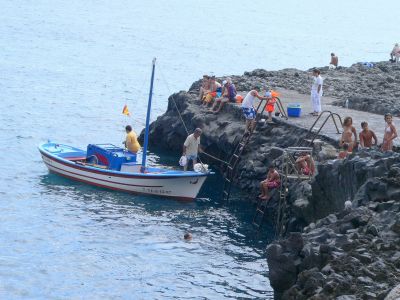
xmin=38 ymin=58 xmax=212 ymax=200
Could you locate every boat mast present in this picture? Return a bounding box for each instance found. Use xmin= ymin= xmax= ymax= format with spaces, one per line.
xmin=141 ymin=58 xmax=156 ymax=172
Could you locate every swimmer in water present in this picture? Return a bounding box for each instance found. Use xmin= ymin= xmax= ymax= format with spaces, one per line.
xmin=184 ymin=232 xmax=192 ymax=240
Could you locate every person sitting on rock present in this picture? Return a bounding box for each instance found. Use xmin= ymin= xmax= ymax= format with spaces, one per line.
xmin=202 ymin=76 xmax=221 ymax=107
xmin=390 ymin=43 xmax=400 ymax=63
xmin=211 ymin=77 xmax=237 ymax=113
xmin=242 ymin=87 xmax=270 ymax=134
xmin=381 ymin=113 xmax=398 ymax=152
xmin=259 ymin=165 xmax=280 ymax=201
xmin=329 ymin=53 xmax=339 ymax=69
xmin=359 ymin=121 xmax=377 ymax=148
xmin=339 ymin=116 xmax=358 ymax=152
xmin=338 ymin=143 xmax=351 ymax=159
xmin=295 ymin=152 xmax=315 ymax=176
xmin=199 ymin=75 xmax=210 ymax=101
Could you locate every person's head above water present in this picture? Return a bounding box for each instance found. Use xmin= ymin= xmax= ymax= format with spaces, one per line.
xmin=125 ymin=125 xmax=132 ymax=133
xmin=184 ymin=232 xmax=192 ymax=240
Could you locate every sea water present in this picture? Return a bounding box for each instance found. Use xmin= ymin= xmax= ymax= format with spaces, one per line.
xmin=0 ymin=0 xmax=399 ymax=298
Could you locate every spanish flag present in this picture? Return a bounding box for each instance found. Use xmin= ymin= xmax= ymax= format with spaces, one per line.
xmin=122 ymin=104 xmax=130 ymax=116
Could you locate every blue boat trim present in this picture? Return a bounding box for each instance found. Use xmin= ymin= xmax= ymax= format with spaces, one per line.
xmin=39 ymin=143 xmax=213 ymax=178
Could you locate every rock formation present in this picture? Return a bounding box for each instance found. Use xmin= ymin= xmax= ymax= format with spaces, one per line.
xmin=142 ymin=61 xmax=400 ymax=299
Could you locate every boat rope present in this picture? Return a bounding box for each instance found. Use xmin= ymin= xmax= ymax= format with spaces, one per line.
xmin=158 ymin=65 xmax=229 ymax=166
xmin=158 ymin=65 xmax=190 ymax=135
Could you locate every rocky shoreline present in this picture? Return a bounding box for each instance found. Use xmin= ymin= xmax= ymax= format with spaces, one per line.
xmin=142 ymin=61 xmax=400 ymax=299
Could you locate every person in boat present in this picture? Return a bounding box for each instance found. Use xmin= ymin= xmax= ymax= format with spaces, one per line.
xmin=211 ymin=77 xmax=237 ymax=113
xmin=339 ymin=116 xmax=358 ymax=152
xmin=295 ymin=152 xmax=315 ymax=176
xmin=242 ymin=87 xmax=270 ymax=135
xmin=329 ymin=53 xmax=339 ymax=69
xmin=310 ymin=69 xmax=323 ymax=116
xmin=359 ymin=121 xmax=377 ymax=148
xmin=338 ymin=143 xmax=351 ymax=159
xmin=199 ymin=75 xmax=210 ymax=101
xmin=259 ymin=165 xmax=280 ymax=201
xmin=202 ymin=76 xmax=221 ymax=107
xmin=124 ymin=125 xmax=141 ymax=154
xmin=183 ymin=128 xmax=202 ymax=171
xmin=381 ymin=113 xmax=398 ymax=152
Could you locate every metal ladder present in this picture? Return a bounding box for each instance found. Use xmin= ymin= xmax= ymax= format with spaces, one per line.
xmin=275 ymin=147 xmax=314 ymax=236
xmin=298 ymin=110 xmax=343 ymax=147
xmin=221 ymin=95 xmax=288 ymax=202
xmin=221 ymin=98 xmax=270 ymax=202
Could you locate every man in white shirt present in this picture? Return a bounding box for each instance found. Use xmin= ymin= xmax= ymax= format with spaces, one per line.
xmin=182 ymin=128 xmax=202 ymax=171
xmin=310 ymin=69 xmax=323 ymax=116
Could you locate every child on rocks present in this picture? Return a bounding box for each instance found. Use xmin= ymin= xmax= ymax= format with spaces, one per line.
xmin=259 ymin=165 xmax=280 ymax=201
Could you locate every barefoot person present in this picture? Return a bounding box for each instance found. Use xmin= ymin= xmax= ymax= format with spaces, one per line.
xmin=199 ymin=75 xmax=210 ymax=101
xmin=202 ymin=76 xmax=221 ymax=107
xmin=124 ymin=125 xmax=141 ymax=154
xmin=359 ymin=122 xmax=377 ymax=148
xmin=339 ymin=116 xmax=358 ymax=152
xmin=295 ymin=153 xmax=315 ymax=176
xmin=259 ymin=165 xmax=280 ymax=201
xmin=211 ymin=78 xmax=237 ymax=113
xmin=182 ymin=128 xmax=202 ymax=171
xmin=310 ymin=69 xmax=323 ymax=116
xmin=242 ymin=87 xmax=270 ymax=134
xmin=381 ymin=113 xmax=398 ymax=152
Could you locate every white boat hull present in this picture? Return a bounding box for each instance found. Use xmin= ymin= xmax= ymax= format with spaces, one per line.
xmin=40 ymin=151 xmax=208 ymax=201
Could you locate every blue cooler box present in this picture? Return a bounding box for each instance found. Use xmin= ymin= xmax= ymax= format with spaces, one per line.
xmin=287 ymin=103 xmax=302 ymax=117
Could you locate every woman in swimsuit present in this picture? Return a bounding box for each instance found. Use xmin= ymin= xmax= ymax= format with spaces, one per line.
xmin=339 ymin=116 xmax=357 ymax=152
xmin=381 ymin=113 xmax=398 ymax=152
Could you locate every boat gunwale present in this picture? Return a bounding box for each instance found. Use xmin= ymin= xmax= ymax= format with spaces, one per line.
xmin=38 ymin=143 xmax=212 ymax=179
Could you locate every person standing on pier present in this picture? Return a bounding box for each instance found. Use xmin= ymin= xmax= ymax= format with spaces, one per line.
xmin=242 ymin=87 xmax=270 ymax=134
xmin=310 ymin=69 xmax=323 ymax=116
xmin=381 ymin=113 xmax=398 ymax=152
xmin=182 ymin=128 xmax=202 ymax=171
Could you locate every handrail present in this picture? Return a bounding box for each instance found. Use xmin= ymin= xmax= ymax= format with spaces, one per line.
xmin=299 ymin=111 xmax=343 ymax=146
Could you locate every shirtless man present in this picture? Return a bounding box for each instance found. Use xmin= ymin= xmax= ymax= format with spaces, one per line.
xmin=295 ymin=153 xmax=315 ymax=176
xmin=339 ymin=116 xmax=358 ymax=152
xmin=329 ymin=53 xmax=339 ymax=69
xmin=259 ymin=165 xmax=280 ymax=201
xmin=359 ymin=122 xmax=377 ymax=148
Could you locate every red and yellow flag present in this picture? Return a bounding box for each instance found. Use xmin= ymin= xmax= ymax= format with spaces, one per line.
xmin=122 ymin=104 xmax=130 ymax=116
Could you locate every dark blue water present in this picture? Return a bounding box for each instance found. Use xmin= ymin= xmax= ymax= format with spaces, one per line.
xmin=1 ymin=0 xmax=399 ymax=298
